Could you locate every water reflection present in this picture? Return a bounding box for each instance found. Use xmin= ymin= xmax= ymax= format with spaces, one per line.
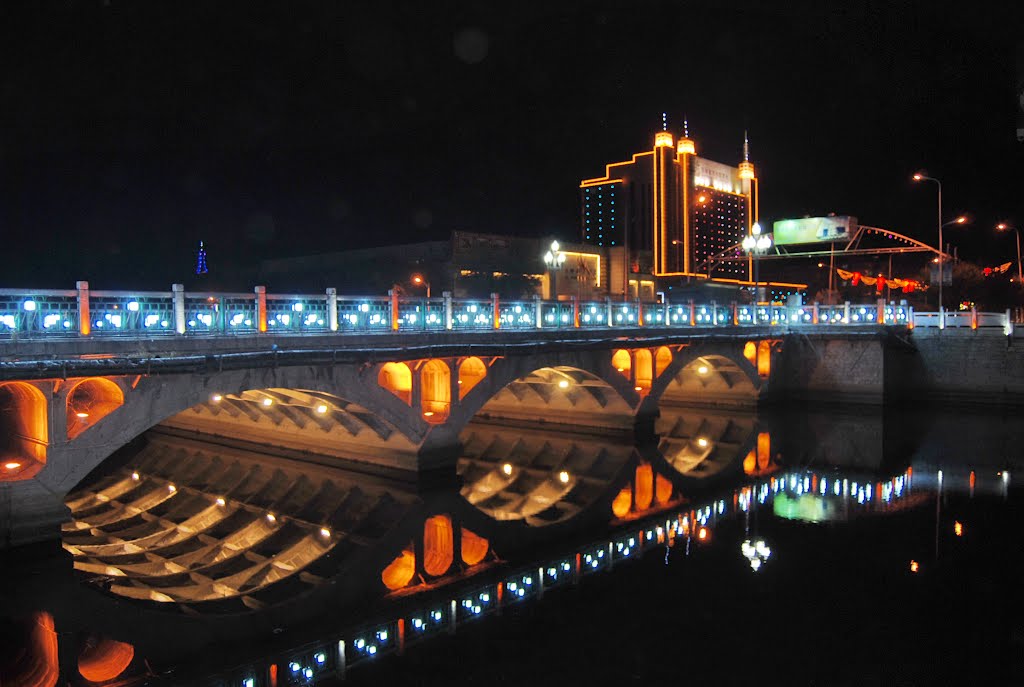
xmin=1 ymin=405 xmax=1021 ymax=685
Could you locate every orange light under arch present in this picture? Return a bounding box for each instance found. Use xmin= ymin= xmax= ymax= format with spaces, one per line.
xmin=0 ymin=382 xmax=48 ymax=483
xmin=423 ymin=515 xmax=454 ymax=577
xmin=634 ymin=349 xmax=653 ymax=392
xmin=458 ymin=357 xmax=487 ymax=400
xmin=420 ymin=359 xmax=451 ymax=423
xmin=634 ymin=463 xmax=654 ymax=511
xmin=378 ymin=362 xmax=413 ymax=405
xmin=381 ymin=549 xmax=416 ymax=590
xmin=612 ymin=485 xmax=632 ymax=518
xmin=66 ymin=377 xmax=124 ymax=440
xmin=78 ymin=637 xmax=135 ymax=684
xmin=611 ymin=349 xmax=632 ymax=378
xmin=460 ymin=527 xmax=489 ymax=566
xmin=655 ymin=346 xmax=673 ymax=377
xmin=0 ymin=611 xmax=58 ymax=687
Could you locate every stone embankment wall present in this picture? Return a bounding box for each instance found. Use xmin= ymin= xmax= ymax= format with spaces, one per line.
xmin=766 ymin=328 xmax=1024 ymax=406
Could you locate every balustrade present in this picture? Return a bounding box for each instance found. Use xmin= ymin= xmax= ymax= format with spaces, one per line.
xmin=0 ymin=282 xmax=1010 ymax=340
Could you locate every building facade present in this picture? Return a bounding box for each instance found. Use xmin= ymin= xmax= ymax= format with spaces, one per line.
xmin=580 ymin=126 xmax=760 ymax=288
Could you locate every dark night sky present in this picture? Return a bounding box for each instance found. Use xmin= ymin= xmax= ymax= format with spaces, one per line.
xmin=1 ymin=1 xmax=1021 ymax=290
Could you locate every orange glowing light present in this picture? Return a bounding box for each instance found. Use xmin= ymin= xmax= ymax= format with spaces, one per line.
xmin=697 ymin=194 xmax=707 ymax=204
xmin=912 ymin=173 xmax=923 ymax=181
xmin=697 ymin=526 xmax=709 ymax=541
xmin=954 ymin=521 xmax=963 ymax=536
xmin=4 ymin=461 xmax=21 ymax=470
xmin=955 ymin=216 xmax=967 ymax=224
xmin=910 ymin=560 xmax=919 ymax=573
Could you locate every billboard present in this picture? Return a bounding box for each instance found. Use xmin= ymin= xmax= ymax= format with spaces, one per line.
xmin=772 ymin=216 xmax=857 ymax=246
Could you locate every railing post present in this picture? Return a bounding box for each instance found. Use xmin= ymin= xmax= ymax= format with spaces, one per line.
xmin=491 ymin=293 xmax=500 ymax=329
xmin=843 ymin=301 xmax=851 ymax=325
xmin=255 ymin=286 xmax=267 ymax=333
xmin=1005 ymin=309 xmax=1014 ymax=337
xmin=875 ymin=298 xmax=885 ymax=324
xmin=710 ymin=300 xmax=717 ymax=326
xmin=606 ymin=297 xmax=613 ymax=327
xmin=971 ymin=307 xmax=978 ymax=330
xmin=939 ymin=306 xmax=945 ymax=330
xmin=172 ymin=283 xmax=186 ymax=335
xmin=534 ymin=295 xmax=543 ymax=328
xmin=663 ymin=296 xmax=671 ymax=327
xmin=689 ymin=300 xmax=696 ymax=326
xmin=444 ymin=291 xmax=453 ymax=330
xmin=76 ymin=280 xmax=91 ymax=336
xmin=389 ymin=289 xmax=399 ymax=331
xmin=572 ymin=295 xmax=580 ymax=328
xmin=336 ymin=640 xmax=346 ymax=681
xmin=326 ymin=288 xmax=338 ymax=332
xmin=812 ymin=303 xmax=819 ymax=324
xmin=908 ymin=306 xmax=915 ymax=330
xmin=636 ymin=298 xmax=643 ymax=326
xmin=732 ymin=301 xmax=739 ymax=326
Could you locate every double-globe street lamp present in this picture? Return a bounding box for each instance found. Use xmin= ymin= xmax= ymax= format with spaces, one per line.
xmin=544 ymin=240 xmax=566 ymax=300
xmin=996 ymin=222 xmax=1022 ymax=282
xmin=742 ymin=222 xmax=772 ymax=304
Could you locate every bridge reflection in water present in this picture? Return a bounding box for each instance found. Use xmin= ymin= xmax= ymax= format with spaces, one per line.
xmin=0 ymin=405 xmax=1019 ymax=686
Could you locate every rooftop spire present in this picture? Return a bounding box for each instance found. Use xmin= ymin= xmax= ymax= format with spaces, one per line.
xmin=662 ymin=112 xmax=668 ymax=132
xmin=683 ymin=117 xmax=689 ymax=138
xmin=743 ymin=130 xmax=750 ymax=162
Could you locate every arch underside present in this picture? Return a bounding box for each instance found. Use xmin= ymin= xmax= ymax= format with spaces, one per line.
xmin=472 ymin=366 xmax=635 ymax=435
xmin=159 ymin=388 xmax=418 ymax=468
xmin=656 ymin=405 xmax=756 ymax=480
xmin=660 ymin=355 xmax=759 ymax=407
xmin=62 ymin=433 xmax=418 ymax=610
xmin=458 ymin=424 xmax=635 ymax=526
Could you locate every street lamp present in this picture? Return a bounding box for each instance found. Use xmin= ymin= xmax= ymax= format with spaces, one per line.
xmin=912 ymin=172 xmax=945 ymax=312
xmin=742 ymin=223 xmax=772 ymax=303
xmin=411 ymin=273 xmax=430 ymax=298
xmin=543 ymin=240 xmax=566 ymax=300
xmin=997 ymin=222 xmax=1022 ymax=282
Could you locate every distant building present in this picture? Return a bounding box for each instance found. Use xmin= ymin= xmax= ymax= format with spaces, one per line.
xmin=579 ymin=124 xmax=760 ymax=290
xmin=260 ymin=231 xmax=609 ymax=300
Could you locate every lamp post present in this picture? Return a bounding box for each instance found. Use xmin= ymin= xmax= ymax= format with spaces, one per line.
xmin=997 ymin=223 xmax=1022 ymax=282
xmin=411 ymin=274 xmax=430 ymax=298
xmin=543 ymin=240 xmax=566 ymax=300
xmin=742 ymin=223 xmax=772 ymax=304
xmin=912 ymin=173 xmax=944 ymax=311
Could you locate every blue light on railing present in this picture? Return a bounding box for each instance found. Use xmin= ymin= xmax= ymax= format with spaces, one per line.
xmin=23 ymin=300 xmax=36 ymax=312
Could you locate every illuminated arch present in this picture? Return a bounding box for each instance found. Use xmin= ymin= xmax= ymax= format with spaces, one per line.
xmin=423 ymin=514 xmax=454 ymax=576
xmin=634 ymin=349 xmax=653 ymax=392
xmin=77 ymin=637 xmax=134 ymax=684
xmin=379 ymin=362 xmax=413 ymax=405
xmin=757 ymin=340 xmax=772 ymax=377
xmin=612 ymin=486 xmax=632 ymax=518
xmin=460 ymin=527 xmax=489 ymax=566
xmin=381 ymin=549 xmax=416 ymax=591
xmin=66 ymin=378 xmax=124 ymax=439
xmin=657 ymin=352 xmax=759 ymax=407
xmin=420 ymin=359 xmax=451 ymax=423
xmin=0 ymin=382 xmax=48 ymax=483
xmin=611 ymin=349 xmax=632 ymax=379
xmin=0 ymin=612 xmax=58 ymax=687
xmin=655 ymin=346 xmax=673 ymax=377
xmin=458 ymin=357 xmax=487 ymax=400
xmin=634 ymin=463 xmax=654 ymax=510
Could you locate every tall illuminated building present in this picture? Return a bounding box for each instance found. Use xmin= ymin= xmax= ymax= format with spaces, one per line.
xmin=580 ymin=123 xmax=759 ymax=283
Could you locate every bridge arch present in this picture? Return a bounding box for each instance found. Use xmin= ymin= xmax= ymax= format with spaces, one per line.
xmin=646 ymin=344 xmax=763 ymax=408
xmin=0 ymin=382 xmax=48 ymax=483
xmin=66 ymin=377 xmax=125 ymax=440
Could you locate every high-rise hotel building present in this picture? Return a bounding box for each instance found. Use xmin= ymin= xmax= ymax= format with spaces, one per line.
xmin=579 ymin=126 xmax=759 ymax=282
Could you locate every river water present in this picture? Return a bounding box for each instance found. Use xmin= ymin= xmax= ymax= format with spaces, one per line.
xmin=2 ymin=405 xmax=1022 ymax=686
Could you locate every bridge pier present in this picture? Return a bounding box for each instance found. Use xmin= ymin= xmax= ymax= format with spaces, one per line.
xmin=0 ymin=479 xmax=69 ymax=549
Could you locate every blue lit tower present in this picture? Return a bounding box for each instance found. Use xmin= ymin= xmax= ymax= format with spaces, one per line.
xmin=195 ymin=241 xmax=209 ymax=275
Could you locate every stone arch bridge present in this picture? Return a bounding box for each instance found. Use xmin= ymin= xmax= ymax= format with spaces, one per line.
xmin=1 ymin=326 xmax=900 ymax=548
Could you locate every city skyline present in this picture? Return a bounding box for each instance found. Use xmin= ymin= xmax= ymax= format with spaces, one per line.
xmin=1 ymin=2 xmax=1021 ymax=289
